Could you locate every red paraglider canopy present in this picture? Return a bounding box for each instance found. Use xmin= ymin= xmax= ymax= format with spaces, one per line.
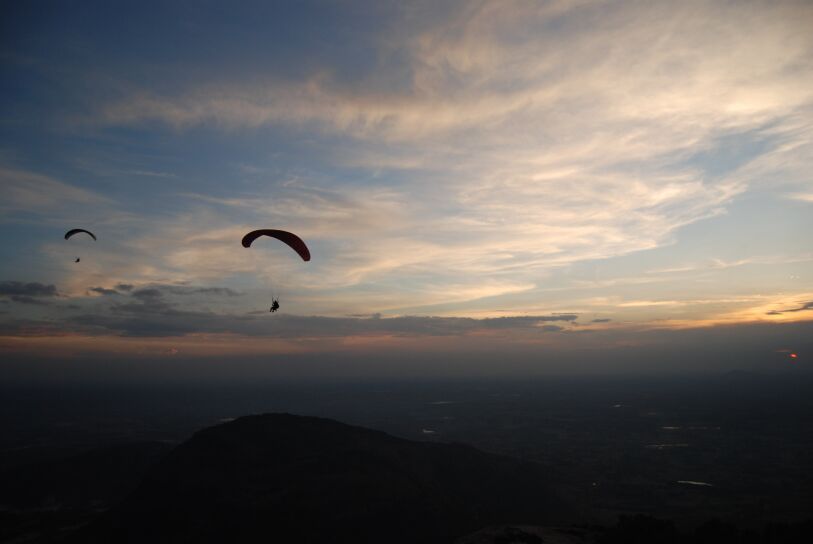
xmin=241 ymin=229 xmax=311 ymax=261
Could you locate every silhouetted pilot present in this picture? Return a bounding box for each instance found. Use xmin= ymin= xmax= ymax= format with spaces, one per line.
xmin=270 ymin=299 xmax=280 ymax=313
xmin=75 ymin=257 xmax=80 ymax=263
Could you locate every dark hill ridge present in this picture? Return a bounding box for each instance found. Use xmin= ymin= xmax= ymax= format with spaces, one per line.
xmin=75 ymin=413 xmax=571 ymax=543
xmin=0 ymin=441 xmax=172 ymax=511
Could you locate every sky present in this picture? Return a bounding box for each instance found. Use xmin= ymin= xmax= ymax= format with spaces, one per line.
xmin=1 ymin=0 xmax=812 ymax=378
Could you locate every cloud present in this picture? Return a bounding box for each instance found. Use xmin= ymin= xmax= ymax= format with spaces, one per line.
xmin=89 ymin=286 xmax=121 ymax=296
xmin=121 ymin=170 xmax=178 ymax=179
xmin=790 ymin=193 xmax=813 ymax=203
xmin=162 ymin=286 xmax=240 ymax=297
xmin=0 ymin=167 xmax=112 ymax=218
xmin=4 ymin=0 xmax=811 ymax=326
xmin=194 ymin=312 xmax=575 ymax=338
xmin=0 ymin=319 xmax=68 ymax=337
xmin=0 ymin=281 xmax=59 ymax=298
xmin=592 ymin=318 xmax=612 ymax=323
xmin=1 ymin=287 xmax=579 ymax=339
xmin=479 ymin=314 xmax=577 ymax=329
xmin=95 ymin=2 xmax=813 ymax=152
xmin=767 ymin=301 xmax=813 ymax=315
xmin=92 ymin=284 xmax=238 ymax=299
xmin=75 ymin=0 xmax=813 ymax=317
xmin=7 ymin=296 xmax=53 ymax=306
xmin=131 ymin=288 xmax=163 ymax=300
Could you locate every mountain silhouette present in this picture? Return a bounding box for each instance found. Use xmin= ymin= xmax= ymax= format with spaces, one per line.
xmin=0 ymin=441 xmax=172 ymax=543
xmin=0 ymin=441 xmax=171 ymax=511
xmin=72 ymin=413 xmax=571 ymax=543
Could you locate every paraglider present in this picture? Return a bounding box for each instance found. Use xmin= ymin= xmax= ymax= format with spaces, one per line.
xmin=241 ymin=229 xmax=310 ymax=261
xmin=242 ymin=229 xmax=310 ymax=313
xmin=64 ymin=229 xmax=96 ymax=241
xmin=65 ymin=228 xmax=96 ymax=263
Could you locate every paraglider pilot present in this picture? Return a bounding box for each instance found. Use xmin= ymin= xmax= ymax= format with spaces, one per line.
xmin=270 ymin=299 xmax=280 ymax=313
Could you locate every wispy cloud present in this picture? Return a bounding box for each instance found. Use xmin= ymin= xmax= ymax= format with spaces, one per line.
xmin=3 ymin=0 xmax=812 ymax=339
xmin=0 ymin=167 xmax=112 ymax=219
xmin=789 ymin=193 xmax=813 ymax=203
xmin=121 ymin=170 xmax=178 ymax=179
xmin=767 ymin=301 xmax=813 ymax=315
xmin=71 ymin=0 xmax=813 ymax=319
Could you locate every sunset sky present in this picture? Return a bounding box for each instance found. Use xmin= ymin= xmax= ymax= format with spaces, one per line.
xmin=2 ymin=1 xmax=812 ymax=375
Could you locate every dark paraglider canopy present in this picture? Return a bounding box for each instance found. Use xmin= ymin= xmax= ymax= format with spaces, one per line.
xmin=241 ymin=229 xmax=311 ymax=261
xmin=64 ymin=228 xmax=97 ymax=241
